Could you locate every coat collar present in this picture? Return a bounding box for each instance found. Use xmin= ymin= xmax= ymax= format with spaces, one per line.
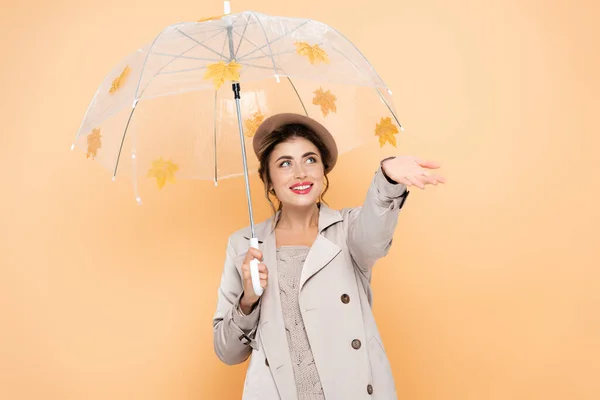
xmin=243 ymin=202 xmax=343 ymax=243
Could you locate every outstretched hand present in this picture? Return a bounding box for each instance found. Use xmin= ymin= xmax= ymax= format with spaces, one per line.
xmin=381 ymin=156 xmax=446 ymax=189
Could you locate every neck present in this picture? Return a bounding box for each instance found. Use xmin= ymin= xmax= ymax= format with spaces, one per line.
xmin=277 ymin=203 xmax=320 ymax=231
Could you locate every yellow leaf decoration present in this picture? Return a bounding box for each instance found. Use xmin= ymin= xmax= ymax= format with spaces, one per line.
xmin=203 ymin=60 xmax=242 ymax=90
xmin=312 ymin=87 xmax=337 ymax=117
xmin=86 ymin=128 xmax=102 ymax=159
xmin=295 ymin=41 xmax=329 ymax=65
xmin=375 ymin=117 xmax=399 ymax=147
xmin=147 ymin=157 xmax=179 ymax=189
xmin=198 ymin=15 xmax=224 ymax=22
xmin=109 ymin=65 xmax=131 ymax=94
xmin=244 ymin=111 xmax=265 ymax=138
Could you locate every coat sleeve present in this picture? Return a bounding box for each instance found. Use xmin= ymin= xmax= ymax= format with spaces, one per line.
xmin=346 ymin=159 xmax=409 ymax=277
xmin=212 ymin=235 xmax=262 ymax=365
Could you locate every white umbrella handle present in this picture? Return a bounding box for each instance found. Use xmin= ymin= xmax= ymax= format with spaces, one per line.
xmin=224 ymin=1 xmax=231 ymax=14
xmin=249 ymin=238 xmax=264 ymax=296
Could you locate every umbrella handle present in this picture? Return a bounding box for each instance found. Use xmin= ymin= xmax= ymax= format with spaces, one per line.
xmin=249 ymin=238 xmax=264 ymax=296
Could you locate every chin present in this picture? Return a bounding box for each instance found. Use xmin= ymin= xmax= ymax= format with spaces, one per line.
xmin=285 ymin=199 xmax=318 ymax=208
xmin=281 ymin=194 xmax=320 ymax=208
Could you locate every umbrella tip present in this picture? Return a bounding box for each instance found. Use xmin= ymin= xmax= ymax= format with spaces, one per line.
xmin=70 ymin=143 xmax=75 ymax=151
xmin=224 ymin=1 xmax=231 ymax=14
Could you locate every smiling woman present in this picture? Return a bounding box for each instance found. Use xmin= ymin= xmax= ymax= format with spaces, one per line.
xmin=257 ymin=122 xmax=332 ymax=216
xmin=211 ymin=112 xmax=444 ymax=399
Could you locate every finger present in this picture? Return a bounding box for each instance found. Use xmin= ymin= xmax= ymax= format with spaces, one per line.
xmin=417 ymin=175 xmax=439 ymax=186
xmin=394 ymin=176 xmax=413 ymax=187
xmin=423 ymin=173 xmax=446 ymax=184
xmin=245 ymin=247 xmax=263 ymax=262
xmin=415 ymin=159 xmax=441 ymax=169
xmin=258 ymin=263 xmax=268 ymax=273
xmin=406 ymin=175 xmax=425 ymax=189
xmin=260 ymin=279 xmax=268 ymax=288
xmin=241 ymin=264 xmax=251 ymax=280
xmin=259 ymin=272 xmax=268 ymax=280
xmin=397 ymin=176 xmax=415 ymax=187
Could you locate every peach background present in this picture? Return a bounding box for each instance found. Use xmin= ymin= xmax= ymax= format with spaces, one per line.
xmin=1 ymin=0 xmax=599 ymax=399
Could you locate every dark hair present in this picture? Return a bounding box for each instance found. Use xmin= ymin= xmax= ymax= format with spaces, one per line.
xmin=256 ymin=123 xmax=331 ymax=216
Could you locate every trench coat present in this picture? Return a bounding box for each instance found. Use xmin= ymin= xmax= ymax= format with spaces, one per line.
xmin=212 ymin=162 xmax=410 ymax=400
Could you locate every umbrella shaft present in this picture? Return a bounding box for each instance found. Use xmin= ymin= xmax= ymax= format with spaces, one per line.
xmin=235 ymin=93 xmax=256 ymax=239
xmin=228 ymin=25 xmax=256 ymax=239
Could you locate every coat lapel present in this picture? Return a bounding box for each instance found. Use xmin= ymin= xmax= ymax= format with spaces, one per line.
xmin=299 ymin=204 xmax=343 ymax=290
xmin=255 ymin=217 xmax=298 ymax=400
xmin=299 ymin=235 xmax=341 ymax=291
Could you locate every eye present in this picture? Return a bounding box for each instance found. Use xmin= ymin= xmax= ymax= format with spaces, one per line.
xmin=279 ymin=160 xmax=291 ymax=167
xmin=306 ymin=156 xmax=317 ymax=164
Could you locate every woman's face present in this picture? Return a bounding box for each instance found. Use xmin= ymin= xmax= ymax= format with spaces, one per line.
xmin=268 ymin=137 xmax=325 ymax=210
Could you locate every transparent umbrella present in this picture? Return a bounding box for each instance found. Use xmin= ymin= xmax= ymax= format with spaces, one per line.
xmin=72 ymin=1 xmax=404 ymax=295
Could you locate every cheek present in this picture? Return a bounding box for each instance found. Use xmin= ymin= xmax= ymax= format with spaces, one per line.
xmin=308 ymin=166 xmax=325 ymax=182
xmin=270 ymin=169 xmax=290 ymax=188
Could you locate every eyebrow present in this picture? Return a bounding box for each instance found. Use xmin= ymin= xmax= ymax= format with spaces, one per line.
xmin=275 ymin=151 xmax=318 ymax=163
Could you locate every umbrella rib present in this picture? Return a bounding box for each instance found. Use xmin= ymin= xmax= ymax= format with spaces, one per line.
xmin=114 ymin=28 xmax=226 ymax=180
xmin=158 ymin=66 xmax=208 ymax=75
xmin=232 ymin=15 xmax=271 ymax=61
xmin=242 ymin=48 xmax=296 ymax=62
xmin=237 ymin=62 xmax=282 ymax=71
xmin=113 ymin=20 xmax=175 ymax=179
xmin=137 ymin=29 xmax=225 ymax=98
xmin=174 ymin=27 xmax=229 ymax=59
xmin=233 ymin=14 xmax=251 ymax=58
xmin=243 ymin=11 xmax=280 ymax=76
xmin=238 ymin=40 xmax=325 ymax=66
xmin=194 ymin=22 xmax=233 ymax=34
xmin=219 ymin=22 xmax=229 ymax=66
xmin=151 ymin=52 xmax=222 ymax=62
xmin=220 ymin=25 xmax=228 ymax=58
xmin=233 ymin=30 xmax=272 ymax=62
xmin=328 ymin=26 xmax=389 ymax=88
xmin=330 ymin=45 xmax=367 ymax=78
xmin=286 ymin=77 xmax=308 ymax=116
xmin=112 ymin=105 xmax=138 ymax=180
xmin=236 ymin=20 xmax=310 ymax=60
xmin=329 ymin=45 xmax=403 ymax=129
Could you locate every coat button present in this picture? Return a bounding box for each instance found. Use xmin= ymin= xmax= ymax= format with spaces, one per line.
xmin=265 ymin=358 xmax=269 ymax=367
xmin=341 ymin=294 xmax=350 ymax=304
xmin=367 ymin=384 xmax=373 ymax=395
xmin=351 ymin=339 xmax=361 ymax=349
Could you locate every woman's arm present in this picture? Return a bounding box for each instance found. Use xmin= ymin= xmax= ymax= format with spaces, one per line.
xmin=212 ymin=236 xmax=262 ymax=365
xmin=346 ymin=159 xmax=409 ymax=276
xmin=347 ymin=155 xmax=444 ymax=277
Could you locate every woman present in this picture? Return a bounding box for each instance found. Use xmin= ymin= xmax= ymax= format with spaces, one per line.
xmin=212 ymin=113 xmax=445 ymax=399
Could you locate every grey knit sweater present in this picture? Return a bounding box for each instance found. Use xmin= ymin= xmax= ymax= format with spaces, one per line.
xmin=276 ymin=246 xmax=325 ymax=400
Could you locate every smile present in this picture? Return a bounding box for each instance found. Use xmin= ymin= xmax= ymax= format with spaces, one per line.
xmin=290 ymin=183 xmax=313 ymax=194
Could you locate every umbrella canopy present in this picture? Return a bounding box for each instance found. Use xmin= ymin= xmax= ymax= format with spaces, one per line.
xmin=72 ymin=9 xmax=403 ymax=203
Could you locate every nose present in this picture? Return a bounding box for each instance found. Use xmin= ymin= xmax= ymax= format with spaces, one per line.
xmin=293 ymin=163 xmax=307 ymax=179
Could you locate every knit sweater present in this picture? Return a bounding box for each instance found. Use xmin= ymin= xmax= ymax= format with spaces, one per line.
xmin=276 ymin=246 xmax=325 ymax=400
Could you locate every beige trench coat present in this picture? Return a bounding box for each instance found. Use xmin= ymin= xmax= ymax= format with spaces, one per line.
xmin=213 ymin=163 xmax=409 ymax=400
